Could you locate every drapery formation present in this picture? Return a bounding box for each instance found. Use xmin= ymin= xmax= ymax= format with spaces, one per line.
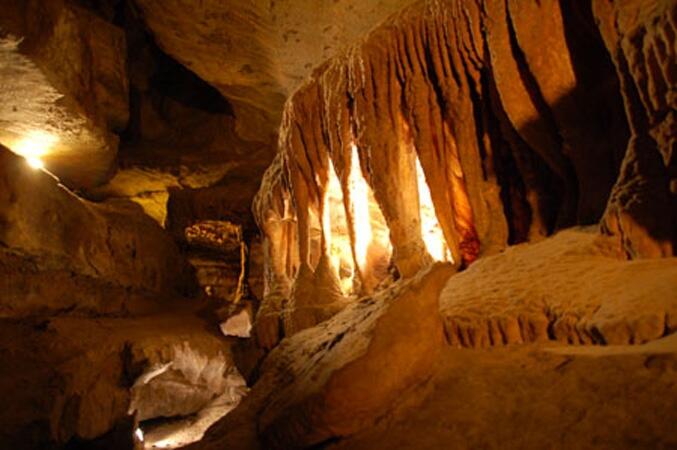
xmin=252 ymin=0 xmax=674 ymax=348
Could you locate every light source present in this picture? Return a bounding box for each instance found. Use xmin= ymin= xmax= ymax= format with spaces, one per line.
xmin=26 ymin=156 xmax=44 ymax=170
xmin=12 ymin=130 xmax=57 ymax=171
xmin=415 ymin=156 xmax=452 ymax=262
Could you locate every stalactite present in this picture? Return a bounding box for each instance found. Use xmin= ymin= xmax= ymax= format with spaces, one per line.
xmin=253 ymin=0 xmax=636 ymax=345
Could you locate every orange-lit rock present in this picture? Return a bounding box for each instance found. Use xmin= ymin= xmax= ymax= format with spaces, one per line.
xmin=0 ymin=310 xmax=241 ymax=449
xmin=252 ymin=0 xmax=633 ymax=345
xmin=440 ymin=228 xmax=677 ymax=347
xmin=131 ymin=0 xmax=419 ymax=142
xmin=0 ymin=146 xmax=194 ymax=316
xmin=0 ymin=0 xmax=128 ymax=188
xmin=0 ymin=0 xmax=675 ymax=449
xmin=594 ymin=0 xmax=677 ymax=258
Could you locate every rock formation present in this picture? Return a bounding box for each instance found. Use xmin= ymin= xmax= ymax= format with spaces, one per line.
xmin=252 ymin=0 xmax=650 ymax=343
xmin=0 ymin=146 xmax=193 ymax=317
xmin=595 ymin=0 xmax=677 ymax=258
xmin=130 ymin=0 xmax=421 ymax=142
xmin=0 ymin=0 xmax=128 ymax=188
xmin=0 ymin=0 xmax=675 ymax=449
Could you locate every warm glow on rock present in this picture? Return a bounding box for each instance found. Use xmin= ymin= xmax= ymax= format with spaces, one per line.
xmin=322 ymin=158 xmax=355 ymax=293
xmin=12 ymin=130 xmax=57 ymax=171
xmin=348 ymin=144 xmax=392 ymax=292
xmin=416 ymin=156 xmax=452 ymax=262
xmin=26 ymin=156 xmax=45 ymax=170
xmin=348 ymin=144 xmax=373 ymax=270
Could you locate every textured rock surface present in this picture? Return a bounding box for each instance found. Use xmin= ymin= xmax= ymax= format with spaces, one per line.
xmin=329 ymin=335 xmax=677 ymax=450
xmin=440 ymin=227 xmax=677 ymax=347
xmin=595 ymin=0 xmax=677 ymax=258
xmin=0 ymin=0 xmax=675 ymax=449
xmin=0 ymin=146 xmax=194 ymax=316
xmin=0 ymin=0 xmax=128 ymax=187
xmin=185 ymin=252 xmax=676 ymax=449
xmin=132 ymin=0 xmax=419 ymax=142
xmin=87 ymin=4 xmax=272 ymax=234
xmin=189 ymin=262 xmax=454 ymax=450
xmin=0 ymin=309 xmax=235 ymax=449
xmin=253 ymin=0 xmax=633 ymax=345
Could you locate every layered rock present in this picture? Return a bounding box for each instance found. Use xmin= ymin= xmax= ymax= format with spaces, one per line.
xmin=439 ymin=228 xmax=677 ymax=347
xmin=87 ymin=5 xmax=270 ymax=232
xmin=188 ymin=252 xmax=677 ymax=449
xmin=190 ymin=262 xmax=455 ymax=450
xmin=183 ymin=220 xmax=248 ymax=302
xmin=0 ymin=0 xmax=128 ymax=188
xmin=253 ymin=0 xmax=636 ymax=344
xmin=0 ymin=146 xmax=193 ymax=317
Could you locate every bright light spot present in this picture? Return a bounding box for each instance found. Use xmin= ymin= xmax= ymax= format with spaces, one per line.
xmin=134 ymin=427 xmax=144 ymax=442
xmin=26 ymin=156 xmax=44 ymax=170
xmin=149 ymin=438 xmax=174 ymax=448
xmin=348 ymin=144 xmax=392 ymax=292
xmin=12 ymin=130 xmax=57 ymax=171
xmin=349 ymin=144 xmax=373 ymax=270
xmin=323 ymin=158 xmax=355 ymax=293
xmin=219 ymin=308 xmax=252 ymax=338
xmin=416 ymin=156 xmax=452 ymax=262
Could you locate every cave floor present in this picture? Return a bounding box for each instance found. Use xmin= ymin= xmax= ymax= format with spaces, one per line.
xmin=0 ymin=299 xmax=237 ymax=450
xmin=329 ymin=335 xmax=677 ymax=450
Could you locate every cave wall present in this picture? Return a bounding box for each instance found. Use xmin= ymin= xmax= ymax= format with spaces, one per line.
xmin=0 ymin=146 xmax=194 ymax=317
xmin=0 ymin=0 xmax=128 ymax=188
xmin=595 ymin=0 xmax=677 ymax=258
xmin=253 ymin=0 xmax=675 ymax=347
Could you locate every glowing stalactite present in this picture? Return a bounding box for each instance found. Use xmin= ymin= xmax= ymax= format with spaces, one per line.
xmin=322 ymin=158 xmax=355 ymax=293
xmin=415 ymin=156 xmax=453 ymax=263
xmin=348 ymin=144 xmax=392 ymax=292
xmin=307 ymin=204 xmax=322 ymax=269
xmin=447 ymin=136 xmax=479 ymax=263
xmin=349 ymin=144 xmax=373 ymax=270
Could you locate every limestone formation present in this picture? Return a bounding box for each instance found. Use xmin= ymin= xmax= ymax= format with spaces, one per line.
xmin=0 ymin=311 xmax=243 ymax=449
xmin=0 ymin=0 xmax=675 ymax=449
xmin=594 ymin=0 xmax=677 ymax=258
xmin=0 ymin=146 xmax=194 ymax=316
xmin=253 ymin=0 xmax=639 ymax=344
xmin=131 ymin=0 xmax=420 ymax=142
xmin=440 ymin=228 xmax=677 ymax=347
xmin=0 ymin=0 xmax=128 ymax=188
xmin=188 ymin=253 xmax=677 ymax=449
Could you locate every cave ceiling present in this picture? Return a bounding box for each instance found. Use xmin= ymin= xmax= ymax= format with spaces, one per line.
xmin=133 ymin=0 xmax=418 ymax=142
xmin=0 ymin=0 xmax=419 ymax=228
